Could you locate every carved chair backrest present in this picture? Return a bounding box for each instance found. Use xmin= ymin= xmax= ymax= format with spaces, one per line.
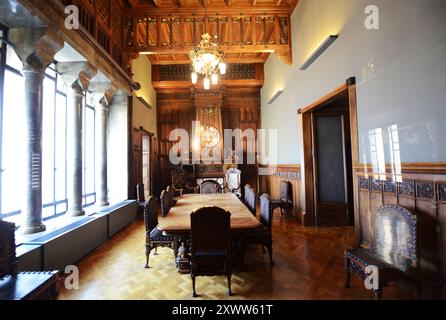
xmin=279 ymin=180 xmax=292 ymax=203
xmin=260 ymin=194 xmax=273 ymax=237
xmin=136 ymin=183 xmax=145 ymax=203
xmin=199 ymin=180 xmax=222 ymax=194
xmin=190 ymin=207 xmax=231 ymax=262
xmin=244 ymin=185 xmax=256 ymax=215
xmin=171 ymin=168 xmax=187 ymax=189
xmin=160 ymin=190 xmax=170 ymax=217
xmin=226 ymin=168 xmax=241 ymax=192
xmin=143 ymin=196 xmax=158 ymax=233
xmin=0 ymin=221 xmax=17 ymax=278
xmin=372 ymin=205 xmax=418 ymax=270
xmin=166 ymin=186 xmax=175 ymax=206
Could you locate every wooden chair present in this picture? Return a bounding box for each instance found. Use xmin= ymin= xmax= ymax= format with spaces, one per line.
xmin=244 ymin=185 xmax=257 ymax=217
xmin=344 ymin=205 xmax=422 ymax=299
xmin=190 ymin=207 xmax=232 ymax=297
xmin=171 ymin=167 xmax=196 ymax=199
xmin=143 ymin=196 xmax=175 ymax=268
xmin=225 ymin=168 xmax=241 ymax=196
xmin=166 ymin=185 xmax=176 ymax=207
xmin=243 ymin=194 xmax=274 ymax=266
xmin=160 ymin=190 xmax=171 ymax=217
xmin=199 ymin=180 xmax=222 ymax=194
xmin=271 ymin=180 xmax=293 ymax=216
xmin=136 ymin=183 xmax=146 ymax=217
xmin=0 ymin=221 xmax=59 ymax=300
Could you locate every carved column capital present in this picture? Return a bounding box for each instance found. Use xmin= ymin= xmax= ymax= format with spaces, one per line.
xmin=57 ymin=62 xmax=98 ymax=92
xmin=89 ymin=81 xmax=118 ymax=112
xmin=8 ymin=27 xmax=64 ymax=73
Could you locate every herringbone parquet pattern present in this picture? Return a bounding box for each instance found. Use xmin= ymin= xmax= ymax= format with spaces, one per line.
xmin=58 ymin=211 xmax=411 ymax=300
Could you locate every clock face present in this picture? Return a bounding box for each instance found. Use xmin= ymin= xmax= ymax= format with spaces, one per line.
xmin=200 ymin=126 xmax=221 ymax=148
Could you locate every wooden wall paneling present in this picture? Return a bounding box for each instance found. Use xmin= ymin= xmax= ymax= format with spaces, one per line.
xmin=259 ymin=165 xmax=302 ymax=222
xmin=354 ymin=166 xmax=446 ymax=297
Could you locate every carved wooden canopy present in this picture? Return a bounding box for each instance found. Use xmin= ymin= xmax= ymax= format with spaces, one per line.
xmin=122 ymin=0 xmax=297 ymax=65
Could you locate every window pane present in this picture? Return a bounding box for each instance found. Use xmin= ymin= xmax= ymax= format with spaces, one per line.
xmin=6 ymin=44 xmax=22 ymax=71
xmin=42 ymin=206 xmax=54 ymax=219
xmin=56 ymin=202 xmax=67 ymax=215
xmin=1 ymin=70 xmax=25 ymax=216
xmin=42 ymin=76 xmax=56 ymax=207
xmin=55 ymin=94 xmax=67 ymax=202
xmin=56 ymin=73 xmax=67 ymax=94
xmin=85 ymin=107 xmax=95 ymax=195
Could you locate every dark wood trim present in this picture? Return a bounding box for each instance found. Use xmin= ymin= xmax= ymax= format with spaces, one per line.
xmin=298 ymin=83 xmax=348 ymax=115
xmin=300 ymin=78 xmax=359 ymax=227
xmin=127 ymin=95 xmax=134 ymax=199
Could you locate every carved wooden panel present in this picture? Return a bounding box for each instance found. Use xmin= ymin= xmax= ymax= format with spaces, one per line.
xmin=355 ymin=168 xmax=446 ymax=294
xmin=184 ymin=17 xmax=205 ymax=46
xmin=157 ymin=86 xmax=260 ymax=192
xmin=136 ymin=17 xmax=158 ymax=47
xmin=208 ymin=16 xmax=230 ymax=46
xmin=231 ymin=16 xmax=253 ymax=46
xmin=160 ymin=17 xmax=182 ymax=47
xmin=97 ymin=0 xmax=111 ymax=28
xmin=255 ymin=16 xmax=276 ymax=46
xmin=111 ymin=2 xmax=122 ymax=46
xmin=156 ymin=63 xmax=257 ymax=82
xmin=278 ymin=16 xmax=289 ymax=45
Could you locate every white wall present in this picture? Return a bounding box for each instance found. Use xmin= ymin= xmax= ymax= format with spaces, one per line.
xmin=261 ymin=0 xmax=446 ymax=164
xmin=132 ymin=56 xmax=157 ymax=135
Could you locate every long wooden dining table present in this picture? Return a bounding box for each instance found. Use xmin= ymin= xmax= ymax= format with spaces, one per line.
xmin=157 ymin=193 xmax=262 ymax=273
xmin=157 ymin=193 xmax=261 ymax=234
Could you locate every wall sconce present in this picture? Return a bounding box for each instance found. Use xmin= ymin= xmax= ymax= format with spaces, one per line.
xmin=137 ymin=96 xmax=152 ymax=109
xmin=268 ymin=90 xmax=284 ymax=105
xmin=300 ymin=35 xmax=338 ymax=70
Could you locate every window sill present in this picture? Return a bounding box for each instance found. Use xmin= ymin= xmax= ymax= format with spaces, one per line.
xmin=14 ymin=200 xmax=129 ymax=246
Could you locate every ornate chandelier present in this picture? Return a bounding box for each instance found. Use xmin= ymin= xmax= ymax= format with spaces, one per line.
xmin=189 ymin=33 xmax=226 ymax=90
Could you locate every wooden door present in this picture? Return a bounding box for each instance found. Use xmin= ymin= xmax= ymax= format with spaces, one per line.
xmin=312 ymin=111 xmax=353 ymax=226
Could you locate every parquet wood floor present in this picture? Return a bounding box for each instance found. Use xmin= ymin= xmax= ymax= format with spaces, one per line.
xmin=58 ymin=211 xmax=411 ymax=300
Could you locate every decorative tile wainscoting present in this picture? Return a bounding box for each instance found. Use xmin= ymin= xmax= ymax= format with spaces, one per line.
xmin=354 ymin=163 xmax=446 ymax=298
xmin=259 ymin=165 xmax=301 ymax=221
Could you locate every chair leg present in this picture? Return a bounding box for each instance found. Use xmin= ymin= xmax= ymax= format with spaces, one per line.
xmin=343 ymin=257 xmax=351 ymax=288
xmin=154 ymin=246 xmax=158 ymax=255
xmin=373 ymin=288 xmax=383 ymax=300
xmin=192 ymin=276 xmax=197 ymax=298
xmin=267 ymin=244 xmax=274 ymax=266
xmin=343 ymin=256 xmax=351 ymax=288
xmin=145 ymin=245 xmax=151 ymax=269
xmin=227 ymin=273 xmax=233 ymax=296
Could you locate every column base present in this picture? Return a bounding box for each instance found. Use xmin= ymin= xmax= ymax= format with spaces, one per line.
xmin=97 ymin=201 xmax=110 ymax=209
xmin=20 ymin=223 xmax=46 ymax=235
xmin=68 ymin=210 xmax=85 ymax=217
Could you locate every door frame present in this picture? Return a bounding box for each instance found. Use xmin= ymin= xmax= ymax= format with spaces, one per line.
xmin=298 ymin=77 xmax=359 ymax=231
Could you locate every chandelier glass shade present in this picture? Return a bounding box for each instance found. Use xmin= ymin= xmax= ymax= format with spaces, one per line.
xmin=189 ymin=33 xmax=226 ymax=90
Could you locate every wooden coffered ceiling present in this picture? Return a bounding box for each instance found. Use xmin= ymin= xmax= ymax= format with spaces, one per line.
xmin=122 ymin=0 xmax=298 ymax=65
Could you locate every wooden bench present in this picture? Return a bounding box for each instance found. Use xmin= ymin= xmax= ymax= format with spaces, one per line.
xmin=0 ymin=221 xmax=59 ymax=300
xmin=344 ymin=205 xmax=422 ymax=299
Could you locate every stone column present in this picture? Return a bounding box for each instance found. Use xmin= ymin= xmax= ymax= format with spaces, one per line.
xmin=91 ymin=85 xmax=116 ymax=208
xmin=58 ymin=62 xmax=97 ymax=216
xmin=8 ymin=28 xmax=63 ymax=234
